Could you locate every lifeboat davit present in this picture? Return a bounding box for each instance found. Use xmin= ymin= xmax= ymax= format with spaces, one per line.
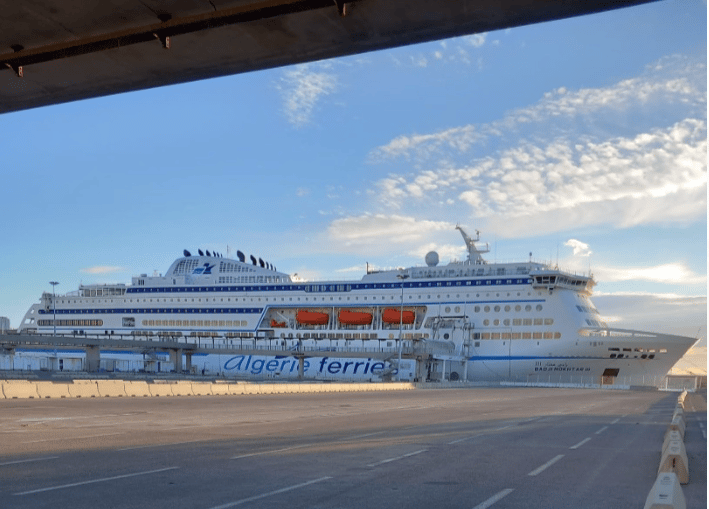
xmin=296 ymin=310 xmax=329 ymax=325
xmin=382 ymin=308 xmax=415 ymax=325
xmin=338 ymin=309 xmax=373 ymax=325
xmin=270 ymin=319 xmax=287 ymax=328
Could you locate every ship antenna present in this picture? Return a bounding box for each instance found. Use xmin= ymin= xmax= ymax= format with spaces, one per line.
xmin=455 ymin=225 xmax=488 ymax=264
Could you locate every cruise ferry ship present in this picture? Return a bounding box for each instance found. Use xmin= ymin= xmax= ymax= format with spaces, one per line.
xmin=15 ymin=227 xmax=696 ymax=385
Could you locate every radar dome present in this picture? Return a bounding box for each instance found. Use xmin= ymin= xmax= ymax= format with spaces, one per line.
xmin=425 ymin=251 xmax=439 ymax=267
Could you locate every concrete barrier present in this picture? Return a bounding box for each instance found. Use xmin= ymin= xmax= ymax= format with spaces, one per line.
xmin=96 ymin=380 xmax=127 ymax=397
xmin=227 ymin=383 xmax=246 ymax=395
xmin=170 ymin=381 xmax=194 ymax=396
xmin=148 ymin=382 xmax=173 ymax=397
xmin=643 ymin=472 xmax=686 ymax=509
xmin=211 ymin=383 xmax=230 ymax=396
xmin=124 ymin=381 xmax=151 ymax=397
xmin=658 ymin=441 xmax=689 ymax=484
xmin=35 ymin=381 xmax=72 ymax=398
xmin=242 ymin=383 xmax=259 ymax=395
xmin=668 ymin=415 xmax=686 ymax=439
xmin=1 ymin=380 xmax=40 ymax=399
xmin=191 ymin=382 xmax=213 ymax=396
xmin=662 ymin=430 xmax=683 ymax=453
xmin=67 ymin=380 xmax=100 ymax=398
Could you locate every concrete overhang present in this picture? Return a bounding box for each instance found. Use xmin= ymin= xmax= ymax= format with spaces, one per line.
xmin=1 ymin=0 xmax=654 ymax=115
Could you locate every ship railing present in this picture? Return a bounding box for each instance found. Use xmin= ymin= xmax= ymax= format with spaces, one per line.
xmin=494 ymin=373 xmax=703 ymax=391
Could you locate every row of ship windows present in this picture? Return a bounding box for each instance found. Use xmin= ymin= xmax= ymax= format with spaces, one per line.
xmin=473 ymin=331 xmax=562 ymax=340
xmin=482 ymin=318 xmax=554 ymax=327
xmin=55 ymin=291 xmax=542 ymax=306
xmin=38 ymin=319 xmax=104 ymax=327
xmin=124 ymin=278 xmax=533 ymax=294
xmin=142 ymin=320 xmax=248 ymax=327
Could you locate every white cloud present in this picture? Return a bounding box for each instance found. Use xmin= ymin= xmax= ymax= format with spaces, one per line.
xmin=366 ymin=55 xmax=707 ymax=237
xmin=278 ymin=64 xmax=337 ymax=126
xmin=327 ymin=214 xmax=453 ymax=252
xmin=80 ymin=266 xmax=124 ymax=274
xmin=565 ymin=239 xmax=592 ymax=257
xmin=595 ymin=262 xmax=706 ymax=286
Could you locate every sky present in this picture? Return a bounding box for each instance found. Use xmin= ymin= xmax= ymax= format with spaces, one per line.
xmin=0 ymin=0 xmax=706 ymax=343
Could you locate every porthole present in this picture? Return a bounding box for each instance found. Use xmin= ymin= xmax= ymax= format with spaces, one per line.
xmin=455 ymin=306 xmax=461 ymax=313
xmin=493 ymin=319 xmax=500 ymax=326
xmin=515 ymin=305 xmax=521 ymax=312
xmin=536 ymin=304 xmax=543 ymax=311
xmin=474 ymin=306 xmax=481 ymax=312
xmin=504 ymin=305 xmax=511 ymax=312
xmin=445 ymin=306 xmax=451 ymax=313
xmin=484 ymin=306 xmax=490 ymax=312
xmin=494 ymin=305 xmax=500 ymax=312
xmin=525 ymin=305 xmax=532 ymax=312
xmin=483 ymin=319 xmax=489 ymax=326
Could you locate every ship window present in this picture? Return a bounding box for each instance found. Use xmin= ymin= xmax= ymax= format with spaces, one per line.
xmin=525 ymin=305 xmax=532 ymax=312
xmin=494 ymin=305 xmax=500 ymax=312
xmin=484 ymin=306 xmax=490 ymax=312
xmin=483 ymin=319 xmax=489 ymax=326
xmin=493 ymin=319 xmax=500 ymax=326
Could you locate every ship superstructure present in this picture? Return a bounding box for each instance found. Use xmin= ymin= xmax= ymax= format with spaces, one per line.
xmin=17 ymin=227 xmax=696 ymax=384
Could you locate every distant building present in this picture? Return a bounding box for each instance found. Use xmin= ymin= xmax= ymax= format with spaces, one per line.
xmin=0 ymin=316 xmax=9 ymax=333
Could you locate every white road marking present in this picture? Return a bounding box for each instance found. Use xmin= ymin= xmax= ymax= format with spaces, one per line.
xmin=231 ymin=444 xmax=310 ymax=460
xmin=207 ymin=476 xmax=332 ymax=509
xmin=595 ymin=426 xmax=608 ymax=435
xmin=22 ymin=432 xmax=123 ymax=444
xmin=471 ymin=488 xmax=514 ymax=509
xmin=448 ymin=435 xmax=478 ymax=445
xmin=570 ymin=437 xmax=592 ymax=450
xmin=698 ymin=421 xmax=706 ymax=439
xmin=341 ymin=431 xmax=386 ymax=441
xmin=14 ymin=467 xmax=178 ymax=495
xmin=116 ymin=439 xmax=205 ymax=451
xmin=528 ymin=455 xmax=564 ymax=476
xmin=0 ymin=456 xmax=59 ymax=466
xmin=367 ymin=449 xmax=427 ymax=467
xmin=610 ymin=418 xmax=620 ymax=424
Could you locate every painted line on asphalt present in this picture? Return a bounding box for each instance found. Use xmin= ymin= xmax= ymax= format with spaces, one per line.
xmin=595 ymin=426 xmax=608 ymax=435
xmin=698 ymin=421 xmax=706 ymax=439
xmin=231 ymin=444 xmax=311 ymax=460
xmin=610 ymin=418 xmax=620 ymax=425
xmin=0 ymin=456 xmax=59 ymax=466
xmin=117 ymin=439 xmax=206 ymax=451
xmin=367 ymin=449 xmax=427 ymax=467
xmin=22 ymin=432 xmax=123 ymax=444
xmin=207 ymin=476 xmax=332 ymax=509
xmin=528 ymin=454 xmax=564 ymax=476
xmin=14 ymin=467 xmax=178 ymax=495
xmin=341 ymin=431 xmax=386 ymax=441
xmin=449 ymin=434 xmax=479 ymax=445
xmin=471 ymin=488 xmax=514 ymax=509
xmin=570 ymin=437 xmax=592 ymax=450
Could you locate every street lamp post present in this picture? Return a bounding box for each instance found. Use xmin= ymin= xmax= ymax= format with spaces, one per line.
xmin=396 ymin=273 xmax=409 ymax=381
xmin=49 ymin=281 xmax=59 ymax=337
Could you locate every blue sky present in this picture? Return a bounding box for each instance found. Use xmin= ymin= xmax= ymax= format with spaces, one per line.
xmin=0 ymin=0 xmax=706 ymax=342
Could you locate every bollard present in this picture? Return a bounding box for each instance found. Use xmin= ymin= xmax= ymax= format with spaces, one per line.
xmin=643 ymin=472 xmax=686 ymax=509
xmin=658 ymin=441 xmax=689 ymax=484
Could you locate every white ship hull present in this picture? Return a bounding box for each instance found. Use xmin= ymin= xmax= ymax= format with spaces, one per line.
xmin=15 ymin=229 xmax=697 ymax=386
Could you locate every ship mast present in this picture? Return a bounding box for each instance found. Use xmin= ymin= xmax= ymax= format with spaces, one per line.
xmin=456 ymin=225 xmax=489 ymax=264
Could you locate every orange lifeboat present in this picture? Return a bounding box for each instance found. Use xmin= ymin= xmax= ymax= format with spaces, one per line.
xmin=270 ymin=319 xmax=287 ymax=328
xmin=382 ymin=308 xmax=415 ymax=325
xmin=296 ymin=310 xmax=329 ymax=325
xmin=338 ymin=309 xmax=373 ymax=325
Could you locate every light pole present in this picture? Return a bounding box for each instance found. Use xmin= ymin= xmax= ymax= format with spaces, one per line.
xmin=49 ymin=281 xmax=59 ymax=337
xmin=396 ymin=273 xmax=409 ymax=381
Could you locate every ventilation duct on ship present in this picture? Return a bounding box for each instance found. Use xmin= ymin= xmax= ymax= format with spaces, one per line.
xmin=183 ymin=249 xmax=191 ymax=257
xmin=259 ymin=258 xmax=265 ymax=268
xmin=237 ymin=251 xmax=245 ymax=262
xmin=250 ymin=255 xmax=257 ymax=265
xmin=198 ymin=249 xmax=204 ymax=256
